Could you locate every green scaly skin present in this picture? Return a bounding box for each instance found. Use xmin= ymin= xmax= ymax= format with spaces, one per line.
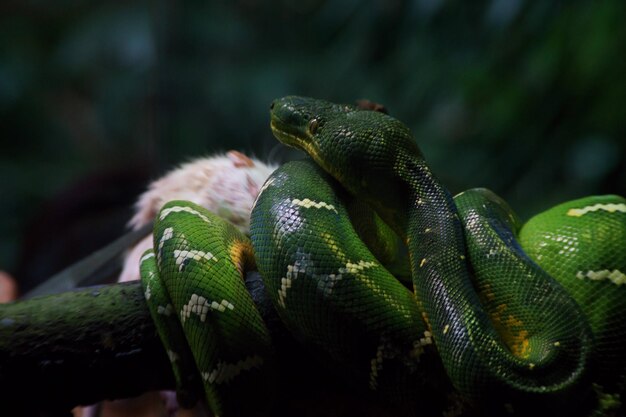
xmin=140 ymin=96 xmax=626 ymax=416
xmin=266 ymin=96 xmax=597 ymax=412
xmin=250 ymin=159 xmax=451 ymax=414
xmin=139 ymin=200 xmax=274 ymax=416
xmin=519 ymin=196 xmax=626 ymax=386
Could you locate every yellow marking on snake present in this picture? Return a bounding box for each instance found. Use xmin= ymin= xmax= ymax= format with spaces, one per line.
xmin=291 ymin=198 xmax=338 ymax=214
xmin=420 ymin=330 xmax=433 ymax=346
xmin=323 ymin=261 xmax=378 ymax=296
xmin=312 ymin=232 xmax=413 ymax=317
xmin=201 ymin=354 xmax=264 ymax=384
xmin=576 ymin=269 xmax=626 ymax=285
xmin=344 ymin=260 xmax=414 ymax=318
xmin=180 ymin=294 xmax=234 ymax=323
xmin=342 ymin=260 xmax=377 ymax=274
xmin=314 ymin=254 xmax=412 ymax=319
xmin=174 ymin=249 xmax=217 ymax=272
xmin=160 ymin=205 xmax=213 ymax=223
xmin=229 ymin=240 xmax=254 ymax=276
xmin=490 ymin=303 xmax=531 ymax=359
xmin=567 ymin=203 xmax=626 ymax=217
xmin=421 ymin=312 xmax=431 ymax=329
xmin=320 ymin=232 xmax=347 ymax=259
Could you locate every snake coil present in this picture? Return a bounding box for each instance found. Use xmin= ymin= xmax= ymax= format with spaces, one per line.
xmin=140 ymin=96 xmax=626 ymax=416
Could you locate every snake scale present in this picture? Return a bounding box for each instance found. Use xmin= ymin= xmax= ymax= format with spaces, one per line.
xmin=139 ymin=96 xmax=626 ymax=416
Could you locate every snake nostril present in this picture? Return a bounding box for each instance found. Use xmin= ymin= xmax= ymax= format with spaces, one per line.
xmin=270 ymin=101 xmax=275 ymax=110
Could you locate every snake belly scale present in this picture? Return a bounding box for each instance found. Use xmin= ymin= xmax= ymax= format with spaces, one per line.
xmin=140 ymin=96 xmax=626 ymax=416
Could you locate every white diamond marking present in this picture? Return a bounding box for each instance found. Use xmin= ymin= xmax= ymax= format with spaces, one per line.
xmin=567 ymin=203 xmax=626 ymax=217
xmin=160 ymin=205 xmax=212 ymax=223
xmin=174 ymin=249 xmax=217 ymax=272
xmin=291 ymin=198 xmax=338 ymax=214
xmin=576 ymin=269 xmax=626 ymax=286
xmin=201 ymin=355 xmax=264 ymax=385
xmin=157 ymin=303 xmax=173 ymax=316
xmin=180 ymin=294 xmax=234 ymax=323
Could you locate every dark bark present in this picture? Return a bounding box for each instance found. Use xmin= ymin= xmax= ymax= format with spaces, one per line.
xmin=0 ymin=281 xmax=173 ymax=415
xmin=0 ymin=273 xmax=401 ymax=417
xmin=1 ymin=270 xmax=474 ymax=417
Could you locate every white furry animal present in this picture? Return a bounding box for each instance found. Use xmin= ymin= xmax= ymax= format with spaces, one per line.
xmin=118 ymin=150 xmax=277 ymax=283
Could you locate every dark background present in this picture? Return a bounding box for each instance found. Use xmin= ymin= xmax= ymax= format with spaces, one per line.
xmin=1 ymin=0 xmax=625 ymax=292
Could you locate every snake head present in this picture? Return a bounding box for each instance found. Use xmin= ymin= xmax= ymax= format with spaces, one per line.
xmin=269 ymin=96 xmax=351 ymax=161
xmin=270 ymin=96 xmax=423 ymax=221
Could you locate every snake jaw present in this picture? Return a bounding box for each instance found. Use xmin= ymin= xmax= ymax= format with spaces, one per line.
xmin=269 ymin=119 xmax=298 ymax=146
xmin=270 ymin=118 xmax=323 ymax=163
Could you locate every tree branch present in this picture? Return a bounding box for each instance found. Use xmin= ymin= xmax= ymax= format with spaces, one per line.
xmin=0 ymin=281 xmax=173 ymax=414
xmin=0 ymin=273 xmax=400 ymax=417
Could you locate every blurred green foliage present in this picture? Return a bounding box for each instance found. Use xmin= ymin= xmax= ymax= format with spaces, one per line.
xmin=1 ymin=1 xmax=625 ymax=286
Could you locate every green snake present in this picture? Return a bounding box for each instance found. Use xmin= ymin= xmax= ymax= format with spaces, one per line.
xmin=139 ymin=96 xmax=626 ymax=416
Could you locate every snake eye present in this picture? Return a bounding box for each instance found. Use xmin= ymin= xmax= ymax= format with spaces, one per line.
xmin=308 ymin=118 xmax=320 ymax=135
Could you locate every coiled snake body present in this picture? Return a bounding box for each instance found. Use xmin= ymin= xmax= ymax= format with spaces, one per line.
xmin=140 ymin=96 xmax=626 ymax=416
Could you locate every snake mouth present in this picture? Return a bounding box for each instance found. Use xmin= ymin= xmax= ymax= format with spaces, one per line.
xmin=269 ymin=118 xmax=303 ymax=148
xmin=270 ymin=116 xmax=320 ymax=155
xmin=270 ymin=118 xmax=324 ymax=166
